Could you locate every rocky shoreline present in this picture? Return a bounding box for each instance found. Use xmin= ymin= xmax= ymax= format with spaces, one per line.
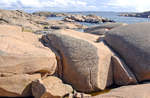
xmin=0 ymin=9 xmax=150 ymax=98
xmin=33 ymin=11 xmax=115 ymax=23
xmin=0 ymin=9 xmax=87 ymax=32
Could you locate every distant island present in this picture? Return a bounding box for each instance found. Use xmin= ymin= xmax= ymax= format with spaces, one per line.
xmin=119 ymin=11 xmax=150 ymax=18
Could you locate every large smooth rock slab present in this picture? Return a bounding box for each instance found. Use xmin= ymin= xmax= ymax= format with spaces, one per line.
xmin=91 ymin=84 xmax=150 ymax=98
xmin=105 ymin=23 xmax=150 ymax=81
xmin=84 ymin=23 xmax=127 ymax=35
xmin=0 ymin=74 xmax=41 ymax=97
xmin=32 ymin=76 xmax=73 ymax=98
xmin=0 ymin=25 xmax=57 ymax=75
xmin=41 ymin=29 xmax=114 ymax=92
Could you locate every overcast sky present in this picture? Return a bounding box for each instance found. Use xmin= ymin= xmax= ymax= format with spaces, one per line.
xmin=0 ymin=0 xmax=150 ymax=12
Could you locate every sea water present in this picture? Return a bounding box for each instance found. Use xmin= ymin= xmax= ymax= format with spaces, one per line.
xmin=48 ymin=11 xmax=150 ymax=26
xmin=68 ymin=11 xmax=150 ymax=24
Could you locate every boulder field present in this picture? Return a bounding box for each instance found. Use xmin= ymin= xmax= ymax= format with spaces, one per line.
xmin=41 ymin=29 xmax=137 ymax=93
xmin=0 ymin=21 xmax=150 ymax=98
xmin=91 ymin=22 xmax=150 ymax=98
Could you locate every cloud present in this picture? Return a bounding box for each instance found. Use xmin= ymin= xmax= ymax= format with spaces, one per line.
xmin=0 ymin=0 xmax=97 ymax=12
xmin=107 ymin=0 xmax=150 ymax=12
xmin=19 ymin=0 xmax=43 ymax=7
xmin=1 ymin=0 xmax=150 ymax=12
xmin=0 ymin=0 xmax=18 ymax=7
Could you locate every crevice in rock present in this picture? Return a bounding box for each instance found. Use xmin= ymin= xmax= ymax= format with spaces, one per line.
xmin=54 ymin=50 xmax=64 ymax=79
xmin=39 ymin=35 xmax=64 ymax=79
xmin=88 ymin=68 xmax=93 ymax=91
xmin=0 ymin=18 xmax=9 ymax=24
xmin=106 ymin=60 xmax=114 ymax=87
xmin=95 ymin=36 xmax=105 ymax=43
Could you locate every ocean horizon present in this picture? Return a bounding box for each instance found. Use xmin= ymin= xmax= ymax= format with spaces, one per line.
xmin=3 ymin=8 xmax=150 ymax=24
xmin=48 ymin=11 xmax=150 ymax=25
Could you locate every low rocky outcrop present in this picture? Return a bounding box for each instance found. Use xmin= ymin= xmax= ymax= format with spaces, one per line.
xmin=63 ymin=14 xmax=115 ymax=23
xmin=0 ymin=25 xmax=57 ymax=97
xmin=84 ymin=23 xmax=127 ymax=35
xmin=41 ymin=29 xmax=115 ymax=92
xmin=105 ymin=22 xmax=150 ymax=82
xmin=32 ymin=11 xmax=68 ymax=17
xmin=91 ymin=84 xmax=150 ymax=98
xmin=43 ymin=20 xmax=87 ymax=30
xmin=119 ymin=11 xmax=150 ymax=18
xmin=0 ymin=9 xmax=85 ymax=32
xmin=0 ymin=9 xmax=45 ymax=31
xmin=32 ymin=76 xmax=73 ymax=98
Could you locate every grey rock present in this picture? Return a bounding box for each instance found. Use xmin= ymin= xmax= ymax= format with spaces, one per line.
xmin=41 ymin=29 xmax=114 ymax=92
xmin=105 ymin=22 xmax=150 ymax=82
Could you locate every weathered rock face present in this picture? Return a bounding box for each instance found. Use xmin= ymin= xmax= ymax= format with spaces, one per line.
xmin=111 ymin=56 xmax=137 ymax=86
xmin=84 ymin=23 xmax=127 ymax=35
xmin=63 ymin=14 xmax=114 ymax=23
xmin=41 ymin=29 xmax=114 ymax=92
xmin=91 ymin=84 xmax=150 ymax=98
xmin=0 ymin=74 xmax=41 ymax=97
xmin=0 ymin=25 xmax=57 ymax=97
xmin=0 ymin=9 xmax=45 ymax=31
xmin=32 ymin=76 xmax=73 ymax=98
xmin=105 ymin=22 xmax=150 ymax=82
xmin=0 ymin=25 xmax=57 ymax=75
